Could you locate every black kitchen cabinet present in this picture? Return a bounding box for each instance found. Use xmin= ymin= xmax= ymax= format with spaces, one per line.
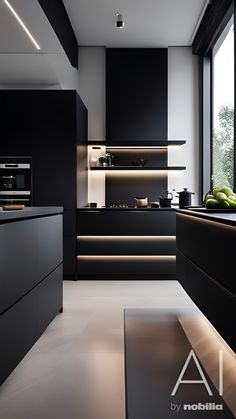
xmin=77 ymin=208 xmax=176 ymax=280
xmin=0 ymin=90 xmax=88 ymax=279
xmin=0 ymin=208 xmax=63 ymax=385
xmin=176 ymin=210 xmax=236 ymax=352
xmin=106 ymin=48 xmax=168 ymax=145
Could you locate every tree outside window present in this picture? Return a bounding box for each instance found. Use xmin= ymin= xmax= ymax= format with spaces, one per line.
xmin=212 ymin=23 xmax=234 ymax=189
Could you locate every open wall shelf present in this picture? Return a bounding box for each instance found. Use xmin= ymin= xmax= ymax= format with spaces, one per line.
xmin=91 ymin=166 xmax=186 ymax=171
xmin=89 ymin=140 xmax=186 ymax=148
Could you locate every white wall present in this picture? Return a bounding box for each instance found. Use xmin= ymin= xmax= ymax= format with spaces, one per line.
xmin=78 ymin=47 xmax=106 ymax=142
xmin=79 ymin=47 xmax=106 ymax=206
xmin=168 ymin=47 xmax=200 ymax=205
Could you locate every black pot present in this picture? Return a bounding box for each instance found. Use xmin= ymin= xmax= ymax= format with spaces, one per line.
xmin=159 ymin=191 xmax=173 ymax=208
xmin=176 ymin=188 xmax=194 ymax=208
xmin=159 ymin=197 xmax=172 ymax=207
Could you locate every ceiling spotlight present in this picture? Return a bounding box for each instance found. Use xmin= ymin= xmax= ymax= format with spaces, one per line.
xmin=116 ymin=13 xmax=124 ymax=28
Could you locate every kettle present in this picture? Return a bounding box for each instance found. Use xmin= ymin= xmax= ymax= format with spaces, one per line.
xmin=159 ymin=191 xmax=173 ymax=208
xmin=176 ymin=188 xmax=194 ymax=208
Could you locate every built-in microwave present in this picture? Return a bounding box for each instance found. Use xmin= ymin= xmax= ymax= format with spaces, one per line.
xmin=0 ymin=157 xmax=32 ymax=205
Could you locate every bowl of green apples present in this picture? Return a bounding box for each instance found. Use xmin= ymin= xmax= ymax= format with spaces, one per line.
xmin=204 ymin=186 xmax=236 ymax=209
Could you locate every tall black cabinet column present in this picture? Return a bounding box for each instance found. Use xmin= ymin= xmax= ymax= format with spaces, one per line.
xmin=106 ymin=48 xmax=168 ymax=145
xmin=0 ymin=90 xmax=88 ymax=279
xmin=105 ymin=48 xmax=168 ymax=204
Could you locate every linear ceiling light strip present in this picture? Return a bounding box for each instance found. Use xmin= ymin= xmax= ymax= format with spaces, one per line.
xmin=4 ymin=0 xmax=40 ymax=50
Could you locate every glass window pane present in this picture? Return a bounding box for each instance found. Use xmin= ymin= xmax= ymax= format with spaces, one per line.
xmin=212 ymin=21 xmax=234 ymax=189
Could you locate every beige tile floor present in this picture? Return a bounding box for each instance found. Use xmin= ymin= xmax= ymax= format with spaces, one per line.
xmin=0 ymin=280 xmax=197 ymax=419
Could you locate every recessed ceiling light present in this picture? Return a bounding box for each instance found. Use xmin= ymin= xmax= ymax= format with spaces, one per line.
xmin=4 ymin=0 xmax=41 ymax=50
xmin=116 ymin=13 xmax=124 ymax=28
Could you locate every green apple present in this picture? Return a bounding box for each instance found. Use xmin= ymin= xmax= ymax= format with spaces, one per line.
xmin=213 ymin=187 xmax=221 ymax=198
xmin=219 ymin=200 xmax=230 ymax=209
xmin=204 ymin=194 xmax=214 ymax=203
xmin=206 ymin=194 xmax=214 ymax=200
xmin=216 ymin=192 xmax=228 ymax=202
xmin=206 ymin=199 xmax=219 ymax=208
xmin=221 ymin=187 xmax=234 ymax=197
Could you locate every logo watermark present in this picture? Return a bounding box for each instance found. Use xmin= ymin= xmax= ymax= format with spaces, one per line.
xmin=170 ymin=402 xmax=223 ymax=412
xmin=170 ymin=349 xmax=224 ymax=413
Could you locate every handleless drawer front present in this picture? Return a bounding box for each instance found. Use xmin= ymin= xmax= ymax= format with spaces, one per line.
xmin=77 ymin=211 xmax=176 ymax=236
xmin=77 ymin=255 xmax=176 ymax=277
xmin=0 ymin=264 xmax=62 ymax=385
xmin=77 ymin=236 xmax=176 ymax=255
xmin=0 ymin=214 xmax=63 ymax=313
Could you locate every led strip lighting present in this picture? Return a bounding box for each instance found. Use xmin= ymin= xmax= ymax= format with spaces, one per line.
xmin=4 ymin=0 xmax=41 ymax=50
xmin=77 ymin=235 xmax=176 ymax=240
xmin=77 ymin=255 xmax=176 ymax=260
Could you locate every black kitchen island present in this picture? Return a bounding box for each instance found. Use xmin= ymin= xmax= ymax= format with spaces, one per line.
xmin=0 ymin=207 xmax=63 ymax=385
xmin=77 ymin=207 xmax=177 ymax=279
xmin=176 ymin=209 xmax=236 ymax=352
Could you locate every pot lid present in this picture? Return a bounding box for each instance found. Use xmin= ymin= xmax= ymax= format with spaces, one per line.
xmin=177 ymin=188 xmax=194 ymax=194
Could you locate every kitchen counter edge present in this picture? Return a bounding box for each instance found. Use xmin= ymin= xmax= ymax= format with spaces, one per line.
xmin=0 ymin=207 xmax=63 ymax=222
xmin=177 ymin=208 xmax=236 ymax=227
xmin=77 ymin=207 xmax=177 ymax=211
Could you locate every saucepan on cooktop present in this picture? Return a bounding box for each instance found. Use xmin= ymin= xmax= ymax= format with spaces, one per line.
xmin=134 ymin=197 xmax=148 ymax=207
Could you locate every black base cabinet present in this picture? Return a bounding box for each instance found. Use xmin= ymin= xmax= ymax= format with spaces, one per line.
xmin=0 ymin=209 xmax=63 ymax=385
xmin=77 ymin=209 xmax=176 ymax=279
xmin=0 ymin=265 xmax=62 ymax=386
xmin=0 ymin=90 xmax=88 ymax=279
xmin=176 ymin=210 xmax=236 ymax=352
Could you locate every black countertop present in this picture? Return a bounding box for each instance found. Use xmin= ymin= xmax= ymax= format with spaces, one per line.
xmin=177 ymin=208 xmax=236 ymax=227
xmin=0 ymin=207 xmax=63 ymax=222
xmin=77 ymin=207 xmax=177 ymax=211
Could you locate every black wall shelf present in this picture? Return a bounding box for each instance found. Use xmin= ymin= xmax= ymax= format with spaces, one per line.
xmin=88 ymin=140 xmax=186 ymax=148
xmin=91 ymin=166 xmax=186 ymax=171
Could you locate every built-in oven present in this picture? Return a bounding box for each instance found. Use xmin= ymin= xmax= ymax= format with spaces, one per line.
xmin=0 ymin=157 xmax=32 ymax=206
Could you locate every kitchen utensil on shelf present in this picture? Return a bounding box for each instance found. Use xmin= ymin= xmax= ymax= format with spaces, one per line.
xmin=105 ymin=153 xmax=114 ymax=166
xmin=176 ymin=188 xmax=194 ymax=208
xmin=99 ymin=153 xmax=114 ymax=166
xmin=159 ymin=191 xmax=173 ymax=207
xmin=150 ymin=202 xmax=160 ymax=208
xmin=134 ymin=197 xmax=148 ymax=207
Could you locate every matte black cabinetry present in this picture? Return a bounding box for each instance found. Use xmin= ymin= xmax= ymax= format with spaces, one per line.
xmin=176 ymin=210 xmax=236 ymax=352
xmin=77 ymin=209 xmax=176 ymax=279
xmin=0 ymin=210 xmax=63 ymax=385
xmin=0 ymin=90 xmax=88 ymax=279
xmin=106 ymin=48 xmax=168 ymax=145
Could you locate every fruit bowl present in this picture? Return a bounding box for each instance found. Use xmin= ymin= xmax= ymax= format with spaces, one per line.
xmin=204 ymin=187 xmax=236 ymax=209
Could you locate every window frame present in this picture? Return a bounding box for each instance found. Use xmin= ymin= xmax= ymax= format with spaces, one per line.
xmin=197 ymin=1 xmax=235 ymax=197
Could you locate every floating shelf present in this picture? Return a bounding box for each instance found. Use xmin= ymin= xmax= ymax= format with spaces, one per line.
xmin=106 ymin=140 xmax=186 ymax=149
xmin=88 ymin=140 xmax=186 ymax=148
xmin=90 ymin=166 xmax=186 ymax=171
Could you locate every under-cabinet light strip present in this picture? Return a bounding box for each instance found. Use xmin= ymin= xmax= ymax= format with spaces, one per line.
xmin=77 ymin=255 xmax=176 ymax=260
xmin=77 ymin=235 xmax=176 ymax=240
xmin=4 ymin=0 xmax=41 ymax=50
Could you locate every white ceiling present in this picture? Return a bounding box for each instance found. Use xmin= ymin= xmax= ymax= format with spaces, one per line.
xmin=0 ymin=0 xmax=70 ymax=87
xmin=62 ymin=0 xmax=207 ymax=47
xmin=0 ymin=0 xmax=63 ymax=53
xmin=0 ymin=0 xmax=207 ymax=87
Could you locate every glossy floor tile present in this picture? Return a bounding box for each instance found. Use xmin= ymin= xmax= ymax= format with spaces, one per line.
xmin=0 ymin=280 xmax=196 ymax=419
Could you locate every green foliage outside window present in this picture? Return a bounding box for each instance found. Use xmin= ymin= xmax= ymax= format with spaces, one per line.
xmin=212 ymin=104 xmax=234 ymax=189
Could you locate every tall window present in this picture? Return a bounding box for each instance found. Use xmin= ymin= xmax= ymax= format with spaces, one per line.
xmin=212 ymin=20 xmax=234 ymax=189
